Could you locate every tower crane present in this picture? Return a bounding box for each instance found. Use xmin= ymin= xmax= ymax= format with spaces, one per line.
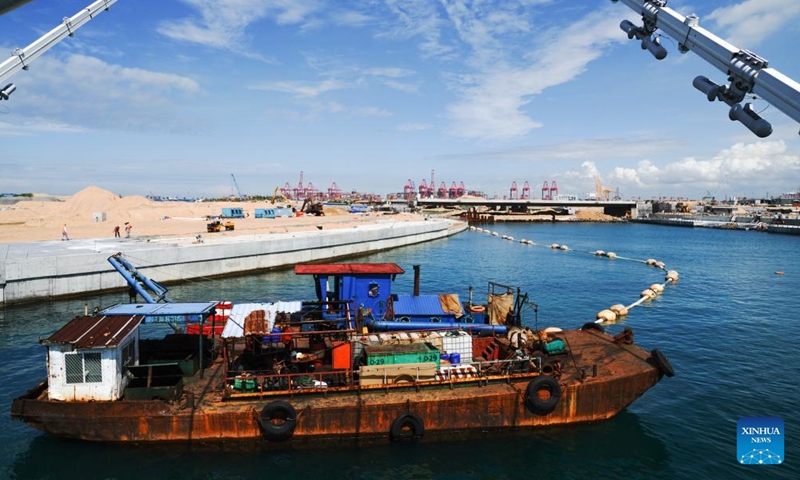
xmin=1 ymin=0 xmax=122 ymax=102
xmin=611 ymin=0 xmax=800 ymax=137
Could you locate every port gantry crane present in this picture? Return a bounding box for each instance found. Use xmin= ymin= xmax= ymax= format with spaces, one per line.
xmin=0 ymin=0 xmax=121 ymax=102
xmin=610 ymin=0 xmax=800 ymax=138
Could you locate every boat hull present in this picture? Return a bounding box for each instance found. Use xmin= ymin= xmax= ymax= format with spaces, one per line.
xmin=11 ymin=361 xmax=661 ymax=443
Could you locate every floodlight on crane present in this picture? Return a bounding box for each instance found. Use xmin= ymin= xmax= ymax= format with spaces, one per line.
xmin=611 ymin=0 xmax=800 ymax=137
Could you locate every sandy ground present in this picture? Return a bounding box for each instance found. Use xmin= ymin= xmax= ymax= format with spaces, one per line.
xmin=0 ymin=186 xmax=426 ymax=244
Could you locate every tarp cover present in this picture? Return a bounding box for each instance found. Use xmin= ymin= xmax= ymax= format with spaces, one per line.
xmin=221 ymin=301 xmax=302 ymax=338
xmin=488 ymin=293 xmax=514 ymax=325
xmin=438 ymin=294 xmax=463 ymax=318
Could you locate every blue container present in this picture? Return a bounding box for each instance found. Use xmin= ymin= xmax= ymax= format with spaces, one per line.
xmin=440 ymin=353 xmax=451 ymax=363
xmin=269 ymin=326 xmax=282 ymax=343
xmin=450 ymin=352 xmax=461 ymax=365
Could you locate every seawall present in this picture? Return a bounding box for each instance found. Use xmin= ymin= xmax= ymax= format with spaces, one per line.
xmin=0 ymin=219 xmax=466 ymax=306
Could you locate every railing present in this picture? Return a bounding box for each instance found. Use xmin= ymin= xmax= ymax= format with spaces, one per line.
xmin=225 ymin=356 xmax=545 ymax=398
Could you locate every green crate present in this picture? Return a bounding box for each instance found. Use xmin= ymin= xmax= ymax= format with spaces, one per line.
xmin=364 ymin=343 xmax=440 ymax=367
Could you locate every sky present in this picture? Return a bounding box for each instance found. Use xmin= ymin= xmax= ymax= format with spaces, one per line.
xmin=0 ymin=0 xmax=799 ymax=200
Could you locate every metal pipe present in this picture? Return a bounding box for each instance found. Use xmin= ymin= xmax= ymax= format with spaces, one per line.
xmin=413 ymin=265 xmax=420 ymax=296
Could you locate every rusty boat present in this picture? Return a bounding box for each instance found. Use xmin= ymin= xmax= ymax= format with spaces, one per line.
xmin=11 ymin=260 xmax=675 ymax=443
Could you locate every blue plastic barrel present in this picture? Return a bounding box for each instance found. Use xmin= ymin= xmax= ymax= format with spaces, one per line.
xmin=440 ymin=353 xmax=451 ymax=363
xmin=269 ymin=326 xmax=282 ymax=343
xmin=450 ymin=352 xmax=461 ymax=365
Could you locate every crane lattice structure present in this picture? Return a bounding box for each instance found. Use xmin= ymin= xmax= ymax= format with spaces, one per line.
xmin=611 ymin=0 xmax=800 ymax=137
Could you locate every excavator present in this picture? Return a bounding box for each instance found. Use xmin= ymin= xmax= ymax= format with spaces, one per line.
xmin=207 ymin=220 xmax=235 ymax=233
xmin=270 ymin=187 xmax=288 ymax=205
xmin=301 ymin=198 xmax=325 ymax=216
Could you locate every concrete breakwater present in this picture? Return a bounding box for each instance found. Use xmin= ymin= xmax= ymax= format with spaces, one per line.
xmin=0 ymin=219 xmax=466 ymax=306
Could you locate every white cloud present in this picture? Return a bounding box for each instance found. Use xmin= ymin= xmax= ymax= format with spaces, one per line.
xmin=604 ymin=140 xmax=800 ymax=195
xmin=250 ymin=79 xmax=347 ymax=97
xmin=444 ymin=7 xmax=624 ymax=140
xmin=706 ymin=0 xmax=800 ymax=47
xmin=398 ymin=122 xmax=431 ymax=131
xmin=7 ymin=54 xmax=201 ymax=132
xmin=379 ymin=0 xmax=456 ymax=58
xmin=159 ymin=0 xmax=323 ymax=52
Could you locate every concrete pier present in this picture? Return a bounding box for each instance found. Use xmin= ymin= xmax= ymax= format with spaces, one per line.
xmin=0 ymin=219 xmax=466 ymax=306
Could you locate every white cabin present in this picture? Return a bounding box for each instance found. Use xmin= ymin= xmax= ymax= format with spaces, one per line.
xmin=42 ymin=315 xmax=141 ymax=402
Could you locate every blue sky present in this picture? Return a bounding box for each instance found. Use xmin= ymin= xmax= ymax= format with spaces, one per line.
xmin=1 ymin=0 xmax=799 ymax=200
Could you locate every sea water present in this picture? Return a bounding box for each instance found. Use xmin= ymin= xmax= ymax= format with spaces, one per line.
xmin=1 ymin=223 xmax=798 ymax=479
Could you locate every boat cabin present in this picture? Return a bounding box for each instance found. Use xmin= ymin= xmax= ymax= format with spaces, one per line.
xmin=41 ymin=303 xmax=219 ymax=402
xmin=294 ymin=263 xmax=520 ymax=332
xmin=41 ymin=314 xmax=142 ymax=402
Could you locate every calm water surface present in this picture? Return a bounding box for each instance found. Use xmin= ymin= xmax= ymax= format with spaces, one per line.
xmin=1 ymin=223 xmax=798 ymax=479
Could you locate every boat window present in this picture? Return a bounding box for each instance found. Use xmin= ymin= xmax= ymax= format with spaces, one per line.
xmin=368 ymin=282 xmax=380 ymax=298
xmin=121 ymin=340 xmax=135 ymax=367
xmin=65 ymin=352 xmax=103 ymax=384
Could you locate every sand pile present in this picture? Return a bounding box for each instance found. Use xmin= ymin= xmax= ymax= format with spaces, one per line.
xmin=0 ymin=186 xmax=421 ymax=243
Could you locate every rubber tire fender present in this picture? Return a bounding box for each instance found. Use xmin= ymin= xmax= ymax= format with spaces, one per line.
xmin=260 ymin=400 xmax=297 ymax=441
xmin=650 ymin=348 xmax=675 ymax=378
xmin=580 ymin=322 xmax=605 ymax=333
xmin=524 ymin=375 xmax=562 ymax=415
xmin=389 ymin=412 xmax=424 ymax=442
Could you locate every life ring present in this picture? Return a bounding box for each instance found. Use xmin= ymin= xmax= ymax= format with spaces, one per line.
xmin=469 ymin=305 xmax=486 ymax=314
xmin=524 ymin=376 xmax=561 ymax=415
xmin=389 ymin=412 xmax=424 ymax=442
xmin=581 ymin=322 xmax=605 ymax=334
xmin=430 ymin=316 xmax=441 ymax=323
xmin=260 ymin=401 xmax=297 ymax=441
xmin=650 ymin=348 xmax=675 ymax=378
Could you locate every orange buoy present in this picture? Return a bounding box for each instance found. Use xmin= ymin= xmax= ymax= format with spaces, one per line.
xmin=775 ymin=271 xmax=785 ymax=275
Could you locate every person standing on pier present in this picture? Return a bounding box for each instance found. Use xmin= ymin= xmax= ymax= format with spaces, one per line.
xmin=124 ymin=222 xmax=132 ymax=238
xmin=113 ymin=225 xmax=121 ymax=237
xmin=61 ymin=224 xmax=69 ymax=241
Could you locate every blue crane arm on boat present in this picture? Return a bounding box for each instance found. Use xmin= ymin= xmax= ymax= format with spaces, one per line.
xmin=108 ymin=253 xmax=171 ymax=304
xmin=611 ymin=0 xmax=800 ymax=137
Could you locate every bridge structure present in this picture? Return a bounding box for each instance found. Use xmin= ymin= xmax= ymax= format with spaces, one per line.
xmin=415 ymin=197 xmax=636 ymax=217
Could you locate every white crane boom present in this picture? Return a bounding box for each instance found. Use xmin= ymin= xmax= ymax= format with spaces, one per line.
xmin=611 ymin=0 xmax=800 ymax=137
xmin=0 ymin=0 xmax=120 ymax=101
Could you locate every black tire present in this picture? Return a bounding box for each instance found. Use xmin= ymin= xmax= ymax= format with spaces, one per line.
xmin=650 ymin=348 xmax=675 ymax=378
xmin=524 ymin=376 xmax=562 ymax=415
xmin=260 ymin=401 xmax=297 ymax=441
xmin=581 ymin=322 xmax=605 ymax=333
xmin=389 ymin=413 xmax=424 ymax=442
xmin=393 ymin=374 xmax=415 ymax=384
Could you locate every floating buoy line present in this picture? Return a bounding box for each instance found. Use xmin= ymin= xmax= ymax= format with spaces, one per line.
xmin=469 ymin=226 xmax=679 ymax=325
